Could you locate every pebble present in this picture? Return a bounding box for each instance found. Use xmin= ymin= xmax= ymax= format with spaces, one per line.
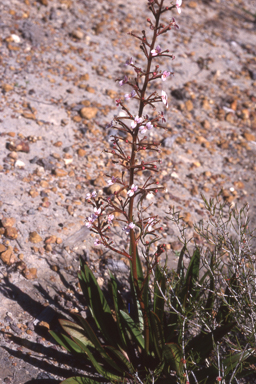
xmin=243 ymin=132 xmax=255 ymax=141
xmin=2 ymin=84 xmax=13 ymax=92
xmin=80 ymin=107 xmax=98 ymax=119
xmin=22 ymin=268 xmax=37 ymax=280
xmin=1 ymin=217 xmax=16 ymax=227
xmin=29 ymin=231 xmax=43 ymax=243
xmin=72 ymin=29 xmax=84 ymax=39
xmin=77 ymin=148 xmax=87 ymax=157
xmin=1 ymin=247 xmax=17 ymax=265
xmin=4 ymin=226 xmax=18 ymax=240
xmin=15 ymin=160 xmax=25 ymax=168
xmin=53 ymin=168 xmax=68 ymax=177
xmin=0 ymin=244 xmax=6 ymax=253
xmin=7 ymin=140 xmax=30 ymax=153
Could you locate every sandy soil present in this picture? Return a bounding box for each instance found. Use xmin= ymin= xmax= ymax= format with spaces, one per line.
xmin=0 ymin=0 xmax=256 ymax=382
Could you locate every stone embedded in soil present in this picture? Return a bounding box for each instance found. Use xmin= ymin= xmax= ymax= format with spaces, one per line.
xmin=77 ymin=148 xmax=87 ymax=157
xmin=6 ymin=140 xmax=30 ymax=153
xmin=0 ymin=244 xmax=6 ymax=253
xmin=80 ymin=107 xmax=98 ymax=119
xmin=22 ymin=267 xmax=37 ymax=280
xmin=72 ymin=29 xmax=84 ymax=40
xmin=243 ymin=132 xmax=255 ymax=141
xmin=45 ymin=235 xmax=57 ymax=244
xmin=2 ymin=84 xmax=13 ymax=92
xmin=1 ymin=246 xmax=17 ymax=265
xmin=4 ymin=226 xmax=18 ymax=239
xmin=29 ymin=231 xmax=43 ymax=243
xmin=53 ymin=168 xmax=68 ymax=177
xmin=185 ymin=100 xmax=194 ymax=111
xmin=1 ymin=217 xmax=16 ymax=227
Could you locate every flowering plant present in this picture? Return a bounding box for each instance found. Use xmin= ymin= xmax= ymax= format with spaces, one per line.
xmin=50 ymin=1 xmax=256 ymax=383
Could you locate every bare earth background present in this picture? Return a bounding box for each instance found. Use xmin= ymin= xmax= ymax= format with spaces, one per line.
xmin=0 ymin=0 xmax=256 ymax=383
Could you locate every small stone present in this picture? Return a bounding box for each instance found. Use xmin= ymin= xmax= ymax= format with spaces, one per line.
xmin=202 ymin=119 xmax=211 ymax=129
xmin=29 ymin=231 xmax=43 ymax=244
xmin=72 ymin=29 xmax=84 ymax=39
xmin=234 ymin=181 xmax=244 ymax=189
xmin=80 ymin=107 xmax=98 ymax=119
xmin=23 ymin=268 xmax=37 ymax=280
xmin=53 ymin=141 xmax=62 ymax=147
xmin=56 ymin=237 xmax=62 ymax=244
xmin=77 ymin=148 xmax=86 ymax=157
xmin=53 ymin=168 xmax=68 ymax=177
xmin=225 ymin=112 xmax=235 ymax=123
xmin=185 ymin=100 xmax=193 ymax=111
xmin=1 ymin=247 xmax=17 ymax=265
xmin=188 ymin=1 xmax=197 ymax=7
xmin=241 ymin=109 xmax=250 ymax=120
xmin=29 ymin=190 xmax=39 ymax=198
xmin=8 ymin=151 xmax=18 ymax=160
xmin=106 ymin=89 xmax=117 ymax=99
xmin=202 ymin=99 xmax=210 ymax=110
xmin=2 ymin=84 xmax=13 ymax=92
xmin=15 ymin=160 xmax=25 ymax=168
xmin=191 ymin=185 xmax=199 ymax=196
xmin=73 ymin=115 xmax=82 ymax=123
xmin=243 ymin=132 xmax=255 ymax=141
xmin=183 ymin=212 xmax=191 ymax=223
xmin=4 ymin=227 xmax=18 ymax=240
xmin=22 ymin=112 xmax=36 ymax=120
xmin=45 ymin=235 xmax=57 ymax=244
xmin=39 ymin=0 xmax=48 ymax=5
xmin=45 ymin=244 xmax=52 ymax=252
xmin=1 ymin=217 xmax=16 ymax=227
xmin=7 ymin=140 xmax=30 ymax=153
xmin=0 ymin=244 xmax=6 ymax=253
xmin=50 ymin=265 xmax=59 ymax=272
xmin=80 ymin=73 xmax=89 ymax=81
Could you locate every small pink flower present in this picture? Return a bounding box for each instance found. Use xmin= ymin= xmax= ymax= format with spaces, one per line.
xmin=94 ymin=238 xmax=101 ymax=246
xmin=124 ymin=89 xmax=136 ymax=100
xmin=161 ymin=71 xmax=171 ymax=81
xmin=85 ymin=214 xmax=97 ymax=228
xmin=107 ymin=176 xmax=117 ymax=186
xmin=151 ymin=45 xmax=161 ymax=56
xmin=139 ymin=121 xmax=153 ymax=134
xmin=123 ymin=222 xmax=136 ymax=235
xmin=94 ymin=207 xmax=101 ymax=216
xmin=161 ymin=90 xmax=168 ymax=108
xmin=125 ymin=57 xmax=134 ymax=66
xmin=127 ymin=184 xmax=138 ymax=197
xmin=131 ymin=116 xmax=143 ymax=129
xmin=115 ymin=99 xmax=121 ymax=106
xmin=107 ymin=214 xmax=114 ymax=223
xmin=176 ymin=0 xmax=182 ymax=14
xmin=119 ymin=75 xmax=128 ymax=86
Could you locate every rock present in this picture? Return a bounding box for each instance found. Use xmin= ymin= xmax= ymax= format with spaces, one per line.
xmin=7 ymin=140 xmax=30 ymax=153
xmin=72 ymin=29 xmax=84 ymax=39
xmin=53 ymin=168 xmax=68 ymax=177
xmin=0 ymin=244 xmax=6 ymax=253
xmin=1 ymin=247 xmax=17 ymax=265
xmin=22 ymin=112 xmax=36 ymax=120
xmin=53 ymin=141 xmax=62 ymax=147
xmin=188 ymin=1 xmax=197 ymax=7
xmin=29 ymin=231 xmax=43 ymax=243
xmin=4 ymin=227 xmax=18 ymax=240
xmin=23 ymin=268 xmax=37 ymax=280
xmin=226 ymin=112 xmax=235 ymax=123
xmin=241 ymin=109 xmax=250 ymax=120
xmin=77 ymin=148 xmax=86 ymax=157
xmin=29 ymin=190 xmax=39 ymax=198
xmin=45 ymin=235 xmax=57 ymax=244
xmin=15 ymin=160 xmax=25 ymax=168
xmin=38 ymin=0 xmax=48 ymax=5
xmin=80 ymin=107 xmax=98 ymax=119
xmin=1 ymin=217 xmax=16 ymax=227
xmin=243 ymin=132 xmax=255 ymax=141
xmin=2 ymin=84 xmax=13 ymax=92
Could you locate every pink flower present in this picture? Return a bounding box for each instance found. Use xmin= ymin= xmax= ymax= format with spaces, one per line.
xmin=139 ymin=121 xmax=153 ymax=134
xmin=115 ymin=99 xmax=121 ymax=106
xmin=124 ymin=89 xmax=136 ymax=101
xmin=125 ymin=57 xmax=134 ymax=66
xmin=85 ymin=214 xmax=97 ymax=228
xmin=161 ymin=71 xmax=171 ymax=81
xmin=119 ymin=75 xmax=128 ymax=86
xmin=131 ymin=116 xmax=143 ymax=129
xmin=161 ymin=90 xmax=168 ymax=108
xmin=107 ymin=214 xmax=114 ymax=223
xmin=127 ymin=184 xmax=138 ymax=197
xmin=123 ymin=222 xmax=136 ymax=235
xmin=151 ymin=45 xmax=161 ymax=56
xmin=94 ymin=207 xmax=101 ymax=216
xmin=176 ymin=0 xmax=182 ymax=14
xmin=107 ymin=176 xmax=117 ymax=186
xmin=86 ymin=191 xmax=97 ymax=200
xmin=94 ymin=238 xmax=101 ymax=246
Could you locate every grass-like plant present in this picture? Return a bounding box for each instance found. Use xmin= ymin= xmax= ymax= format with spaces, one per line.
xmin=49 ymin=1 xmax=256 ymax=383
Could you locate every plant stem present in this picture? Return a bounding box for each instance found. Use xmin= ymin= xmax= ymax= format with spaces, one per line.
xmin=128 ymin=0 xmax=164 ymax=356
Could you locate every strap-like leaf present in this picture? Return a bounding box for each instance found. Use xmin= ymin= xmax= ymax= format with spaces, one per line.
xmin=153 ymin=266 xmax=166 ymax=326
xmin=120 ymin=310 xmax=145 ymax=350
xmin=61 ymin=377 xmax=103 ymax=384
xmin=149 ymin=311 xmax=164 ymax=360
xmin=60 ymin=319 xmax=94 ymax=348
xmin=104 ymin=345 xmax=136 ymax=375
xmin=79 ymin=261 xmax=119 ymax=347
xmin=163 ymin=342 xmax=183 ymax=377
xmin=49 ymin=330 xmax=84 ymax=354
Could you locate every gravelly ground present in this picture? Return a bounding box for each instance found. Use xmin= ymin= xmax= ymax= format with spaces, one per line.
xmin=0 ymin=0 xmax=256 ymax=383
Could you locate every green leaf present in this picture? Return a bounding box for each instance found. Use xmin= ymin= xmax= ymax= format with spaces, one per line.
xmin=163 ymin=342 xmax=183 ymax=377
xmin=60 ymin=319 xmax=94 ymax=348
xmin=108 ymin=270 xmax=128 ymax=350
xmin=149 ymin=311 xmax=164 ymax=360
xmin=104 ymin=345 xmax=135 ymax=374
xmin=49 ymin=330 xmax=84 ymax=354
xmin=176 ymin=244 xmax=186 ymax=278
xmin=186 ymin=321 xmax=236 ymax=364
xmin=120 ymin=310 xmax=145 ymax=350
xmin=72 ymin=337 xmax=123 ymax=382
xmin=153 ymin=266 xmax=166 ymax=325
xmin=78 ymin=261 xmax=119 ymax=347
xmin=181 ymin=247 xmax=200 ymax=308
xmin=61 ymin=377 xmax=103 ymax=384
